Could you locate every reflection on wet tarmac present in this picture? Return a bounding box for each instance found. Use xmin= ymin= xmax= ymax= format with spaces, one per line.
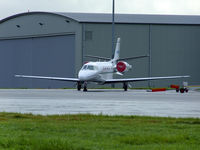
xmin=0 ymin=89 xmax=199 ymax=118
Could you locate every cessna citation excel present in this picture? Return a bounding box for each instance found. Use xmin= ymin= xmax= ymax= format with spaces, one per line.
xmin=15 ymin=38 xmax=189 ymax=92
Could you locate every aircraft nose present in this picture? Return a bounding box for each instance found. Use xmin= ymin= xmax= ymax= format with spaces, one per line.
xmin=78 ymin=71 xmax=87 ymax=81
xmin=78 ymin=70 xmax=97 ymax=81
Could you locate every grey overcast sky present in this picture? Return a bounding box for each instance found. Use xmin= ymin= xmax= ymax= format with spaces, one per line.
xmin=0 ymin=0 xmax=200 ymax=20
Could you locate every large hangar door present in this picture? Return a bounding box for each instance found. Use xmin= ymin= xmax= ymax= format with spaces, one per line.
xmin=30 ymin=35 xmax=75 ymax=88
xmin=0 ymin=34 xmax=75 ymax=88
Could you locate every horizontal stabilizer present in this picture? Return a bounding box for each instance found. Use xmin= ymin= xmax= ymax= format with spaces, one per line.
xmin=84 ymin=55 xmax=111 ymax=60
xmin=119 ymin=55 xmax=149 ymax=61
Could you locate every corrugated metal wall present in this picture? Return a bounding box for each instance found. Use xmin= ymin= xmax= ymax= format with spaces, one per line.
xmin=151 ymin=25 xmax=200 ymax=86
xmin=83 ymin=23 xmax=200 ymax=87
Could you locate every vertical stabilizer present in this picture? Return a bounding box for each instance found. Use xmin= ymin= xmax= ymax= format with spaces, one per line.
xmin=113 ymin=38 xmax=120 ymax=61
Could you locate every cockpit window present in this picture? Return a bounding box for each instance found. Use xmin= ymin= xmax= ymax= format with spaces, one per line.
xmin=82 ymin=65 xmax=87 ymax=70
xmin=87 ymin=65 xmax=94 ymax=70
xmin=81 ymin=65 xmax=97 ymax=70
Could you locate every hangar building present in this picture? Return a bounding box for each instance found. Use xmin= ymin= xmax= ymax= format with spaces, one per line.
xmin=0 ymin=12 xmax=199 ymax=88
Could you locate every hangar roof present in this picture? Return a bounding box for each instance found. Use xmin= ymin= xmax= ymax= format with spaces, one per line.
xmin=1 ymin=11 xmax=200 ymax=25
xmin=58 ymin=12 xmax=200 ymax=25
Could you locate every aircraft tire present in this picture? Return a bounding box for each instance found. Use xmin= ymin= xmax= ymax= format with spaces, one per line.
xmin=77 ymin=82 xmax=81 ymax=91
xmin=123 ymin=82 xmax=128 ymax=91
xmin=83 ymin=82 xmax=87 ymax=92
xmin=77 ymin=86 xmax=81 ymax=91
xmin=83 ymin=87 xmax=87 ymax=92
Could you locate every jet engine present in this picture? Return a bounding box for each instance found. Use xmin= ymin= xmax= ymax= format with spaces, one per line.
xmin=116 ymin=61 xmax=132 ymax=73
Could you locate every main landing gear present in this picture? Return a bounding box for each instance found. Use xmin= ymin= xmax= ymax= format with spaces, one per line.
xmin=123 ymin=82 xmax=128 ymax=91
xmin=77 ymin=82 xmax=82 ymax=91
xmin=77 ymin=82 xmax=87 ymax=92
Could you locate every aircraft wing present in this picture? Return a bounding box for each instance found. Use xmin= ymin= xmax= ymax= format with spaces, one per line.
xmin=104 ymin=75 xmax=190 ymax=83
xmin=15 ymin=75 xmax=79 ymax=82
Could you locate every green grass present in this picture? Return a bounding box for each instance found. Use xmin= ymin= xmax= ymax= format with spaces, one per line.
xmin=0 ymin=113 xmax=200 ymax=150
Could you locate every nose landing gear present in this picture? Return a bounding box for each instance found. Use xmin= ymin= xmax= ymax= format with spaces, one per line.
xmin=83 ymin=82 xmax=88 ymax=92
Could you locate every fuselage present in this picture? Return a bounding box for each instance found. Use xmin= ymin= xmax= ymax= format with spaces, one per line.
xmin=78 ymin=61 xmax=114 ymax=82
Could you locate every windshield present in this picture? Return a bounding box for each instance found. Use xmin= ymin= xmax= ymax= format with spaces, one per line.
xmin=81 ymin=65 xmax=97 ymax=70
xmin=87 ymin=65 xmax=94 ymax=70
xmin=82 ymin=65 xmax=87 ymax=70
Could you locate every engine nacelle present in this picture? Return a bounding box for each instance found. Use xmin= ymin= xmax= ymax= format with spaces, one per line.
xmin=116 ymin=61 xmax=132 ymax=73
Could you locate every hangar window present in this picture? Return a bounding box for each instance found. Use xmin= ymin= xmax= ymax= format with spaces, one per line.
xmin=85 ymin=31 xmax=93 ymax=41
xmin=65 ymin=20 xmax=70 ymax=23
xmin=39 ymin=22 xmax=44 ymax=26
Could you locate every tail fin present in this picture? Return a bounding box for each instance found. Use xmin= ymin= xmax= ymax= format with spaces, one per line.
xmin=113 ymin=38 xmax=120 ymax=61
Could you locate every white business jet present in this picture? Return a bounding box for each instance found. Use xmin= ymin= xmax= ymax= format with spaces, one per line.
xmin=15 ymin=38 xmax=189 ymax=91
